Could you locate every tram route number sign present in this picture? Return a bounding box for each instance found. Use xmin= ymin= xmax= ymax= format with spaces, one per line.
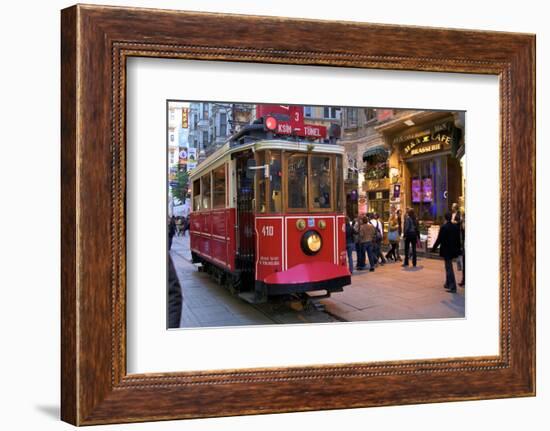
xmin=256 ymin=104 xmax=327 ymax=139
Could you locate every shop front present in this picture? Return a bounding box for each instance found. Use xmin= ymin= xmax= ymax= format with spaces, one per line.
xmin=387 ymin=116 xmax=464 ymax=252
xmin=362 ymin=147 xmax=391 ymax=220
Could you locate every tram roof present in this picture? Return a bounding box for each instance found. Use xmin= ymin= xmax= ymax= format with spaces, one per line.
xmin=189 ymin=139 xmax=345 ymax=180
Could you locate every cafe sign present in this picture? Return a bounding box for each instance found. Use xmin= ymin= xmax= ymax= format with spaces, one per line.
xmin=395 ymin=121 xmax=455 ymax=159
xmin=402 ymin=131 xmax=453 ymax=158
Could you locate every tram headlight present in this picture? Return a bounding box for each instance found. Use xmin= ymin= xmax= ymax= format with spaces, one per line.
xmin=301 ymin=230 xmax=322 ymax=255
xmin=265 ymin=115 xmax=278 ymax=131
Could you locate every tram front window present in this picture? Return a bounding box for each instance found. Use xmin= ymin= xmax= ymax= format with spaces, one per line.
xmin=269 ymin=151 xmax=282 ymax=213
xmin=256 ymin=151 xmax=267 ymax=213
xmin=287 ymin=155 xmax=307 ymax=210
xmin=310 ymin=156 xmax=332 ymax=209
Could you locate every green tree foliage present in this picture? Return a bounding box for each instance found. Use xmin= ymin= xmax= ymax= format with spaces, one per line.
xmin=173 ymin=167 xmax=189 ymax=204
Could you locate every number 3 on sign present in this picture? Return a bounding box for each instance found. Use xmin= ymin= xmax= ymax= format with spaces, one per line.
xmin=262 ymin=225 xmax=274 ymax=236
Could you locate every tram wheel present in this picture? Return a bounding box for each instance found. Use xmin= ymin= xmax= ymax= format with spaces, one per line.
xmin=226 ymin=274 xmax=241 ymax=295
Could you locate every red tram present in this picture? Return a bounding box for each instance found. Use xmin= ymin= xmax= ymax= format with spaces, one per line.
xmin=189 ymin=111 xmax=351 ymax=303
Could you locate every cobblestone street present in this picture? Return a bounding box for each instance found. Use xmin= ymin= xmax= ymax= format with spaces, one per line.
xmin=170 ymin=235 xmax=464 ymax=328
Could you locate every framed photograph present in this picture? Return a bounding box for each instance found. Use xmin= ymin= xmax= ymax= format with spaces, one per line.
xmin=61 ymin=4 xmax=535 ymax=425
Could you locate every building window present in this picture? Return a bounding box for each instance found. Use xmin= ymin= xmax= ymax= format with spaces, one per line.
xmin=219 ymin=112 xmax=227 ymax=136
xmin=202 ymin=103 xmax=209 ymax=120
xmin=304 ymin=106 xmax=312 ymax=118
xmin=323 ymin=106 xmax=339 ymax=119
xmin=202 ymin=131 xmax=209 ymax=146
xmin=170 ymin=134 xmax=174 ymax=142
xmin=346 ymin=108 xmax=358 ymax=127
xmin=366 ymin=108 xmax=377 ymax=122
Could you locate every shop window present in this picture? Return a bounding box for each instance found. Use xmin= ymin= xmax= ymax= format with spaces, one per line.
xmin=212 ymin=164 xmax=226 ymax=208
xmin=287 ymin=155 xmax=307 ymax=210
xmin=193 ymin=179 xmax=201 ymax=211
xmin=201 ymin=173 xmax=211 ymax=210
xmin=310 ymin=156 xmax=332 ymax=210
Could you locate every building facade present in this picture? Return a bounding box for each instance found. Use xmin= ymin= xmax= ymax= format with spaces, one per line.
xmin=340 ymin=108 xmax=465 ymax=236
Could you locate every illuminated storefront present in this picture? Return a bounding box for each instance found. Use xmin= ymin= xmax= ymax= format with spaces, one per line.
xmin=391 ymin=116 xmax=464 ymax=227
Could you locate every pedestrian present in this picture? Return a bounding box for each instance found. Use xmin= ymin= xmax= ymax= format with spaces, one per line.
xmin=345 ymin=217 xmax=355 ymax=274
xmin=168 ymin=255 xmax=183 ymax=328
xmin=459 ymin=211 xmax=466 ymax=287
xmin=385 ymin=210 xmax=400 ymax=261
xmin=176 ymin=216 xmax=183 ymax=237
xmin=370 ymin=213 xmax=386 ymax=265
xmin=353 ymin=216 xmax=364 ymax=270
xmin=360 ymin=215 xmax=377 ymax=272
xmin=402 ymin=209 xmax=419 ymax=267
xmin=184 ymin=215 xmax=190 ymax=236
xmin=395 ymin=208 xmax=403 ymax=261
xmin=451 ymin=202 xmax=462 ymax=225
xmin=432 ymin=212 xmax=462 ymax=293
xmin=168 ymin=216 xmax=176 ymax=250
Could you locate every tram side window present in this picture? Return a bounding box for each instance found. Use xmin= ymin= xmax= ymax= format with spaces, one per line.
xmin=193 ymin=179 xmax=201 ymax=211
xmin=287 ymin=155 xmax=307 ymax=210
xmin=201 ymin=173 xmax=211 ymax=210
xmin=269 ymin=150 xmax=282 ymax=213
xmin=310 ymin=156 xmax=332 ymax=209
xmin=212 ymin=164 xmax=226 ymax=209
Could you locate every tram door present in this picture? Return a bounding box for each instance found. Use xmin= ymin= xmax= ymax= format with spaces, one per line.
xmin=235 ymin=156 xmax=256 ymax=291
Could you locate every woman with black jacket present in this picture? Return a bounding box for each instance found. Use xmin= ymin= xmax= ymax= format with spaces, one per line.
xmin=402 ymin=209 xmax=419 ymax=267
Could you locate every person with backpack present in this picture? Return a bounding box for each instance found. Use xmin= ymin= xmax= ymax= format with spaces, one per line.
xmin=360 ymin=215 xmax=377 ymax=272
xmin=370 ymin=213 xmax=386 ymax=266
xmin=385 ymin=209 xmax=400 ymax=261
xmin=352 ymin=216 xmax=363 ymax=270
xmin=402 ymin=209 xmax=419 ymax=267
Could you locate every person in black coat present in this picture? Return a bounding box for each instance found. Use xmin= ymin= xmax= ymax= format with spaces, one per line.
xmin=168 ymin=256 xmax=183 ymax=328
xmin=432 ymin=212 xmax=462 ymax=293
xmin=168 ymin=216 xmax=177 ymax=250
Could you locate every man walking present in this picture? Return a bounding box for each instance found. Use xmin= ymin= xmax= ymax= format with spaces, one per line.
xmin=360 ymin=215 xmax=377 ymax=272
xmin=432 ymin=212 xmax=462 ymax=293
xmin=370 ymin=213 xmax=386 ymax=265
xmin=345 ymin=217 xmax=355 ymax=274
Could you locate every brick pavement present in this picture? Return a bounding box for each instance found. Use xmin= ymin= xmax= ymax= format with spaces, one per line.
xmin=170 ymin=235 xmax=465 ymax=328
xmin=321 ymin=256 xmax=465 ymax=322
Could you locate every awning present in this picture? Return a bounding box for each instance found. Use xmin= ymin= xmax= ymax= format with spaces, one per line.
xmin=362 ymin=146 xmax=389 ymax=162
